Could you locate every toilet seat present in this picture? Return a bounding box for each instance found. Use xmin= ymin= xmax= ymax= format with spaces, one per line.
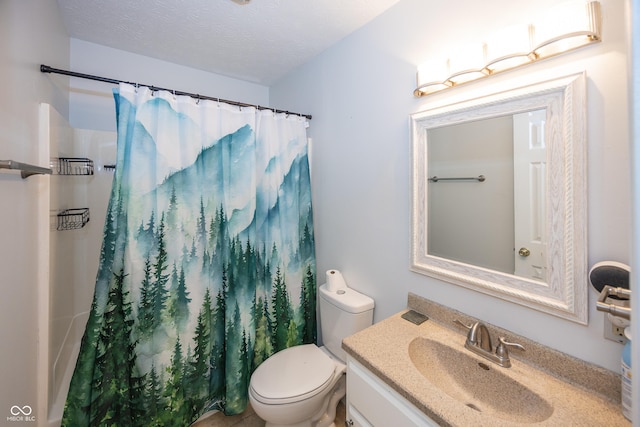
xmin=250 ymin=344 xmax=336 ymax=405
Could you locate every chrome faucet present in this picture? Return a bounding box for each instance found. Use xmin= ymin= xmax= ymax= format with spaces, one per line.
xmin=468 ymin=321 xmax=492 ymax=352
xmin=454 ymin=320 xmax=524 ymax=368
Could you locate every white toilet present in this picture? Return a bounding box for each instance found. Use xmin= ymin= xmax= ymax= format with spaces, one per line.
xmin=248 ymin=282 xmax=374 ymax=427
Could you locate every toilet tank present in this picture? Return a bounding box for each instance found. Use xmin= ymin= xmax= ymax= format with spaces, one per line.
xmin=319 ymin=283 xmax=374 ymax=362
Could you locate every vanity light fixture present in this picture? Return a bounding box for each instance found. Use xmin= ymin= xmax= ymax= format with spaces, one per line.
xmin=416 ymin=59 xmax=452 ymax=92
xmin=484 ymin=24 xmax=533 ymax=74
xmin=447 ymin=43 xmax=488 ymax=85
xmin=414 ymin=0 xmax=601 ymax=97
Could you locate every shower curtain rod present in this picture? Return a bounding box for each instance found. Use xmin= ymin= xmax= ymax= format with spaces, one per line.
xmin=40 ymin=64 xmax=312 ymax=120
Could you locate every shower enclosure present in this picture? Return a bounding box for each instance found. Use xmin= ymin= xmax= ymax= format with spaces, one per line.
xmin=37 ymin=104 xmax=115 ymax=427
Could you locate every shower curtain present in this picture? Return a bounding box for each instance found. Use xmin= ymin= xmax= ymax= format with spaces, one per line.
xmin=62 ymin=83 xmax=316 ymax=426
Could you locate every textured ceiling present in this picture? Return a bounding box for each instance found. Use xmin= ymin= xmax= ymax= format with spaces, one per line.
xmin=56 ymin=0 xmax=401 ymax=85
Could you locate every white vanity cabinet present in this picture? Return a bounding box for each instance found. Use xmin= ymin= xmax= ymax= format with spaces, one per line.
xmin=346 ymin=357 xmax=439 ymax=427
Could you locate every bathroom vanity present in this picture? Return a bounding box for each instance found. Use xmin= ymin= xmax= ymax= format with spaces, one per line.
xmin=342 ymin=293 xmax=630 ymax=427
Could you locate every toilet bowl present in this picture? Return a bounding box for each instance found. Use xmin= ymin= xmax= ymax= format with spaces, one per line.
xmin=248 ymin=279 xmax=374 ymax=427
xmin=249 ymin=344 xmax=346 ymax=427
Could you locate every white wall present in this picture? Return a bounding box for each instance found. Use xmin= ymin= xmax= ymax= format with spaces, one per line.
xmin=271 ymin=0 xmax=632 ymax=372
xmin=68 ymin=39 xmax=270 ymax=131
xmin=0 ymin=0 xmax=70 ymax=422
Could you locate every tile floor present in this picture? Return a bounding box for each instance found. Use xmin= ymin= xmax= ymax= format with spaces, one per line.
xmin=192 ymin=401 xmax=346 ymax=427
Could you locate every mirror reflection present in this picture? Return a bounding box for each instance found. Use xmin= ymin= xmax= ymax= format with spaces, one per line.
xmin=427 ymin=109 xmax=547 ymax=281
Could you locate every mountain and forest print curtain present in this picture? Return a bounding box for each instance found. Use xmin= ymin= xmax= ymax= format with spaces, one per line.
xmin=62 ymin=83 xmax=316 ymax=426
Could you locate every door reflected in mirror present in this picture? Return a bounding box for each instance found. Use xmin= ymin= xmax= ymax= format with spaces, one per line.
xmin=427 ymin=109 xmax=547 ymax=282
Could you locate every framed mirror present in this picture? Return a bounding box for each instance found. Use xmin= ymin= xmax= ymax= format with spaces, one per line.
xmin=411 ymin=73 xmax=588 ymax=324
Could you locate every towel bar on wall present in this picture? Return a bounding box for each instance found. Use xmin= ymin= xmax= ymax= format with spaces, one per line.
xmin=428 ymin=175 xmax=486 ymax=182
xmin=0 ymin=159 xmax=52 ymax=179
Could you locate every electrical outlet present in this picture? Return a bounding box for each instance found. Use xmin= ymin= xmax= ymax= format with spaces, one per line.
xmin=603 ymin=316 xmax=628 ymax=344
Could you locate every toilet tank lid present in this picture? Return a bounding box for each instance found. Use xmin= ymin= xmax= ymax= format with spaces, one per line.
xmin=319 ymin=284 xmax=375 ymax=313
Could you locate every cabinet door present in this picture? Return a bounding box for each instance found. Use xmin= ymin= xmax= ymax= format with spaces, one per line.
xmin=346 ymin=404 xmax=373 ymax=427
xmin=346 ymin=358 xmax=438 ymax=427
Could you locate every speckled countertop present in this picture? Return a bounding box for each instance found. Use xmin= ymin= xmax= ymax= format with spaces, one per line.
xmin=342 ymin=293 xmax=630 ymax=427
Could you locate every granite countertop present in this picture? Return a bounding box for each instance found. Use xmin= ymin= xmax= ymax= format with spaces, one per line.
xmin=342 ymin=293 xmax=630 ymax=427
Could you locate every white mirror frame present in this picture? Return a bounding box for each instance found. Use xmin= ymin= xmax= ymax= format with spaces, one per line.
xmin=411 ymin=72 xmax=588 ymax=324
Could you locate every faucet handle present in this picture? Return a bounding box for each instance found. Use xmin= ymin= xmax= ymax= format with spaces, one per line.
xmin=496 ymin=337 xmax=525 ymax=358
xmin=454 ymin=319 xmax=473 ymax=342
xmin=453 ymin=319 xmax=472 ymax=331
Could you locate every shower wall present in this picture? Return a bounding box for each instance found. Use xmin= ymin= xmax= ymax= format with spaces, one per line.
xmin=41 ymin=104 xmax=115 ymax=426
